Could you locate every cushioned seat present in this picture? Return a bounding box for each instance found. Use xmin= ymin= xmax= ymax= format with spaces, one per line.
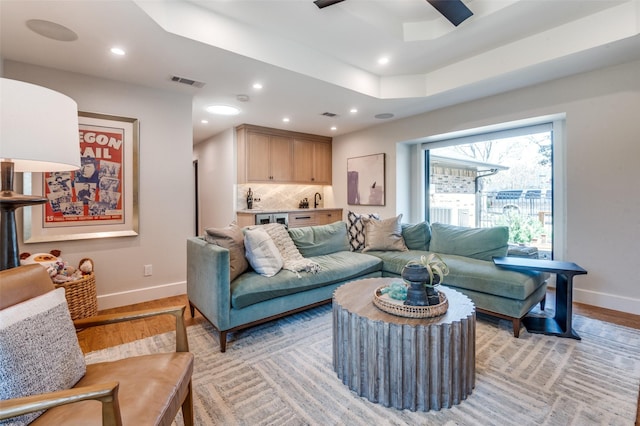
xmin=231 ymin=251 xmax=382 ymax=309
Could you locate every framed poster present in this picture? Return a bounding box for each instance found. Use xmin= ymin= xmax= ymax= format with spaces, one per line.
xmin=347 ymin=153 xmax=385 ymax=206
xmin=24 ymin=112 xmax=139 ymax=243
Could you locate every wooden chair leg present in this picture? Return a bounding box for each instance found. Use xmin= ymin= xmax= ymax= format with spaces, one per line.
xmin=182 ymin=381 xmax=194 ymax=426
xmin=220 ymin=331 xmax=228 ymax=353
xmin=513 ymin=318 xmax=521 ymax=338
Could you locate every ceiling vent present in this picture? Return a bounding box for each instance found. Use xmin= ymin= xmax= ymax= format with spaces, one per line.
xmin=321 ymin=112 xmax=338 ymax=117
xmin=170 ymin=75 xmax=206 ymax=88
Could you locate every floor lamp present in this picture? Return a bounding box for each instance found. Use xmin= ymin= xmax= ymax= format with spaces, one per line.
xmin=0 ymin=78 xmax=81 ymax=270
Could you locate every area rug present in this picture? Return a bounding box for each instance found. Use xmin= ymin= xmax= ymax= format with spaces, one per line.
xmin=85 ymin=305 xmax=640 ymax=426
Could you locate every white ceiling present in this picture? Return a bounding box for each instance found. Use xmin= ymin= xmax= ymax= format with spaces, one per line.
xmin=2 ymin=0 xmax=639 ymax=144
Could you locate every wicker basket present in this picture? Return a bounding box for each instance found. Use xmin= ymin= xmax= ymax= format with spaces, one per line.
xmin=54 ymin=258 xmax=97 ymax=320
xmin=373 ymin=285 xmax=448 ymax=319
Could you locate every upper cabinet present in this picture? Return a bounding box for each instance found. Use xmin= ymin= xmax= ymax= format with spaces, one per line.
xmin=237 ymin=124 xmax=332 ymax=184
xmin=293 ymin=139 xmax=332 ymax=184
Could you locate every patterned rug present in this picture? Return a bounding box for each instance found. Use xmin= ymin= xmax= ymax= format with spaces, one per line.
xmin=85 ymin=305 xmax=640 ymax=425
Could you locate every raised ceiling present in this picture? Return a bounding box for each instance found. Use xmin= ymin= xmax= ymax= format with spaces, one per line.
xmin=1 ymin=0 xmax=639 ymax=143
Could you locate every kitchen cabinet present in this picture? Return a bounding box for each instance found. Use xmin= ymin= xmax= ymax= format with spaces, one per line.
xmin=237 ymin=124 xmax=331 ymax=184
xmin=246 ymin=132 xmax=292 ymax=182
xmin=293 ymin=139 xmax=332 ymax=184
xmin=236 ymin=209 xmax=343 ymax=229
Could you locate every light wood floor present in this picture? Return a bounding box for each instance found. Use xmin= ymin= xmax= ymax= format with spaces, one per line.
xmin=76 ymin=292 xmax=640 ymax=425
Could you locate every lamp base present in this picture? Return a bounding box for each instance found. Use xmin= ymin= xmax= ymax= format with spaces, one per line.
xmin=0 ymin=191 xmax=47 ymax=270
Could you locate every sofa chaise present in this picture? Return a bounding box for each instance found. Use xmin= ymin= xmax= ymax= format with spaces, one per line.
xmin=187 ymin=217 xmax=547 ymax=352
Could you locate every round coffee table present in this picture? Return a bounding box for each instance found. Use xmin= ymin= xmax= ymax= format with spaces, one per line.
xmin=332 ymin=277 xmax=476 ymax=411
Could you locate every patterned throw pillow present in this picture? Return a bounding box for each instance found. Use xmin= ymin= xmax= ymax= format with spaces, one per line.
xmin=347 ymin=210 xmax=380 ymax=251
xmin=0 ymin=288 xmax=86 ymax=425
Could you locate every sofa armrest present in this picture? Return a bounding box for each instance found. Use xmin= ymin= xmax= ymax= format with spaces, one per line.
xmin=0 ymin=382 xmax=121 ymax=424
xmin=74 ymin=306 xmax=189 ymax=352
xmin=187 ymin=237 xmax=232 ymax=330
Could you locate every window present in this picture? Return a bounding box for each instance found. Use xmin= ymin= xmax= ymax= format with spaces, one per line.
xmin=424 ymin=123 xmax=554 ymax=259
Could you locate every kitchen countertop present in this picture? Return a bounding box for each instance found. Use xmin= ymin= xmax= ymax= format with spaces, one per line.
xmin=237 ymin=208 xmax=341 ymax=214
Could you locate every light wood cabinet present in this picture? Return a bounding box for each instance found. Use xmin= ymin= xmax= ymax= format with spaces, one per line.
xmin=246 ymin=132 xmax=292 ymax=182
xmin=237 ymin=124 xmax=331 ymax=184
xmin=293 ymin=139 xmax=332 ymax=184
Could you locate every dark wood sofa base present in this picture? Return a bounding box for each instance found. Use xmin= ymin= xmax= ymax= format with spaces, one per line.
xmin=189 ymin=298 xmax=332 ymax=352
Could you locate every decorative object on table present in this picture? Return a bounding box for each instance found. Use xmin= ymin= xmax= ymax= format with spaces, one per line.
xmin=401 ymin=253 xmax=449 ymax=306
xmin=373 ymin=283 xmax=449 ymax=319
xmin=23 ymin=111 xmax=139 ymax=244
xmin=0 ymin=78 xmax=81 ymax=270
xmin=246 ymin=187 xmax=253 ymax=209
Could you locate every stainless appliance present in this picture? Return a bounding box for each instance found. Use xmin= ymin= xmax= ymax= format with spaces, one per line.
xmin=255 ymin=213 xmax=289 ymax=227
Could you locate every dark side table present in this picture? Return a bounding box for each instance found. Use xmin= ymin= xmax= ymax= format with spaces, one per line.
xmin=493 ymin=257 xmax=587 ymax=340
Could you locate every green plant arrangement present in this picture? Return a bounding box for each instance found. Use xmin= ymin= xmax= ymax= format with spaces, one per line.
xmin=498 ymin=212 xmax=545 ymax=244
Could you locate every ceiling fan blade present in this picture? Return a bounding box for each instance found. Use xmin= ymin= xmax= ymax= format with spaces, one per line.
xmin=314 ymin=0 xmax=345 ymax=9
xmin=426 ymin=0 xmax=473 ymax=26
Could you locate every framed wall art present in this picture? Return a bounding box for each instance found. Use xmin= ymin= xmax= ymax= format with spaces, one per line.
xmin=347 ymin=153 xmax=385 ymax=206
xmin=24 ymin=112 xmax=139 ymax=243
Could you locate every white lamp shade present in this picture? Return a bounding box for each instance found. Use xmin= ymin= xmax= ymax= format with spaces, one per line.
xmin=0 ymin=78 xmax=81 ymax=172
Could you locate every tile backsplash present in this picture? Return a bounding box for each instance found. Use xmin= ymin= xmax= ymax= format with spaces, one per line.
xmin=238 ymin=184 xmax=326 ymax=210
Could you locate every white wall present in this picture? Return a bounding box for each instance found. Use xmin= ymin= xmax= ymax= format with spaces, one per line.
xmin=5 ymin=61 xmax=194 ymax=309
xmin=193 ymin=128 xmax=236 ymax=232
xmin=332 ymin=60 xmax=640 ymax=315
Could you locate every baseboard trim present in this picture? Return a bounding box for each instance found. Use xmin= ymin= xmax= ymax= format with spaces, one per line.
xmin=97 ymin=281 xmax=186 ymax=310
xmin=574 ymin=287 xmax=640 ymax=316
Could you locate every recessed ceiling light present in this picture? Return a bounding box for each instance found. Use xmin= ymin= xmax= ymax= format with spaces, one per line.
xmin=377 ymin=56 xmax=389 ymax=65
xmin=375 ymin=113 xmax=394 ymax=119
xmin=206 ymin=105 xmax=240 ymax=115
xmin=26 ymin=19 xmax=78 ymax=42
xmin=110 ymin=47 xmax=126 ymax=56
xmin=331 ymin=126 xmax=337 ymax=131
xmin=350 ymin=108 xmax=358 ymax=113
xmin=282 ymin=117 xmax=290 ymax=123
xmin=253 ymin=83 xmax=263 ymax=89
xmin=201 ymin=119 xmax=209 ymax=124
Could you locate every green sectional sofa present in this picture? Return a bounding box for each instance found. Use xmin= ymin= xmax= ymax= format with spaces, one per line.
xmin=187 ymin=220 xmax=547 ymax=352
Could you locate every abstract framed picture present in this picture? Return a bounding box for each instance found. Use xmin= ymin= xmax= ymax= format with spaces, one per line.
xmin=347 ymin=153 xmax=385 ymax=206
xmin=24 ymin=112 xmax=139 ymax=243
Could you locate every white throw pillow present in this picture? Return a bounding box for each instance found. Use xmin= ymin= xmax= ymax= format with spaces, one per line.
xmin=244 ymin=227 xmax=284 ymax=277
xmin=0 ymin=288 xmax=86 ymax=425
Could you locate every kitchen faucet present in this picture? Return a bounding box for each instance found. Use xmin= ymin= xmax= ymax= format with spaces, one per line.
xmin=314 ymin=192 xmax=322 ymax=208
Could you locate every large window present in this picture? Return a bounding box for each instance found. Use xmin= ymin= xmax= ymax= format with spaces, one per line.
xmin=424 ymin=124 xmax=554 ymax=259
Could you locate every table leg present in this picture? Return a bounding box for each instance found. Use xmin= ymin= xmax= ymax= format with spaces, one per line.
xmin=522 ymin=272 xmax=581 ymax=340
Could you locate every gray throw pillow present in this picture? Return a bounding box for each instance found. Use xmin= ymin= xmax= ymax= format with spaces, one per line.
xmin=429 ymin=223 xmax=509 ymax=261
xmin=347 ymin=211 xmax=380 ymax=251
xmin=0 ymin=288 xmax=86 ymax=425
xmin=205 ymin=222 xmax=249 ymax=281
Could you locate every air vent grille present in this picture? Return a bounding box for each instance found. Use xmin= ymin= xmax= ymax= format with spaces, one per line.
xmin=170 ymin=75 xmax=206 ymax=88
xmin=321 ymin=112 xmax=338 ymax=117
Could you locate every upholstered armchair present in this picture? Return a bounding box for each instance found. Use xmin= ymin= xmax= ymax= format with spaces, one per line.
xmin=0 ymin=264 xmax=194 ymax=425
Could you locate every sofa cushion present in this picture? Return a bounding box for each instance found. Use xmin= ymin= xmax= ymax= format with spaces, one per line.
xmin=361 ymin=214 xmax=408 ymax=252
xmin=244 ymin=227 xmax=283 ymax=277
xmin=370 ymin=250 xmax=546 ymax=301
xmin=205 ymin=222 xmax=249 ymax=281
xmin=0 ymin=288 xmax=86 ymax=425
xmin=288 ymin=221 xmax=350 ymax=257
xmin=347 ymin=211 xmax=380 ymax=251
xmin=230 ymin=251 xmax=382 ymax=309
xmin=262 ymin=223 xmax=320 ymax=274
xmin=401 ymin=221 xmax=431 ymax=251
xmin=429 ymin=223 xmax=508 ymax=261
